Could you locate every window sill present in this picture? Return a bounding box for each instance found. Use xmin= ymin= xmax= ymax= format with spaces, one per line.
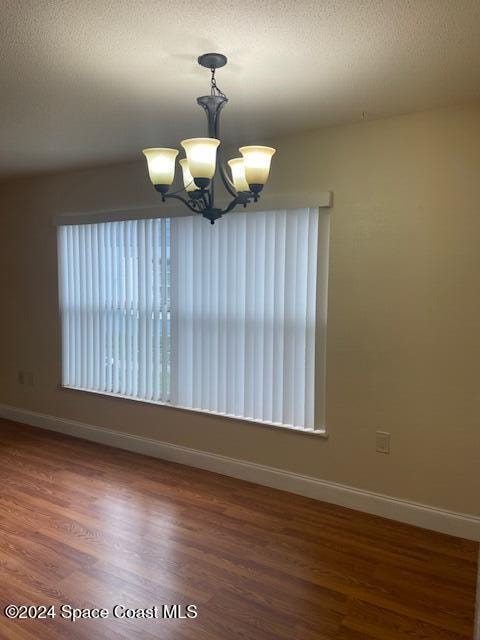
xmin=59 ymin=385 xmax=329 ymax=438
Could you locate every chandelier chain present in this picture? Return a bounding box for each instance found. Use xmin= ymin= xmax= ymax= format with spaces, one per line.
xmin=210 ymin=67 xmax=226 ymax=98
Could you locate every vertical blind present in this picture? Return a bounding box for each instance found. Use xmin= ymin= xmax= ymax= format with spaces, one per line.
xmin=58 ymin=208 xmax=320 ymax=430
xmin=171 ymin=208 xmax=318 ymax=429
xmin=58 ymin=218 xmax=170 ymax=402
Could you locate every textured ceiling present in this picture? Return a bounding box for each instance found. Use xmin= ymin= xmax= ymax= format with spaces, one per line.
xmin=1 ymin=0 xmax=480 ymax=178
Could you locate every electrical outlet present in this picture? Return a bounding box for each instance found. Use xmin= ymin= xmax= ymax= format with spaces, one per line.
xmin=376 ymin=430 xmax=391 ymax=454
xmin=17 ymin=370 xmax=25 ymax=385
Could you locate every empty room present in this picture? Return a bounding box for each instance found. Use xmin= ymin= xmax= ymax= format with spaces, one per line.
xmin=0 ymin=1 xmax=479 ymax=638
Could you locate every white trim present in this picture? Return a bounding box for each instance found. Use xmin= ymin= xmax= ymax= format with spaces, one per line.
xmin=52 ymin=192 xmax=333 ymax=226
xmin=0 ymin=403 xmax=479 ymax=542
xmin=475 ymin=548 xmax=480 ymax=640
xmin=60 ymin=385 xmax=328 ymax=437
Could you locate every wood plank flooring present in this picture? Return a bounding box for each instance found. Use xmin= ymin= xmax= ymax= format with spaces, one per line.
xmin=0 ymin=419 xmax=477 ymax=639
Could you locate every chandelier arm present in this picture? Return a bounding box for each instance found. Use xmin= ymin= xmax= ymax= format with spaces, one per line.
xmin=189 ymin=197 xmax=207 ymax=212
xmin=163 ymin=193 xmax=202 ymax=214
xmin=166 ymin=186 xmax=190 ymax=197
xmin=190 ymin=199 xmax=203 ymax=212
xmin=222 ymin=190 xmax=257 ymax=215
xmin=222 ymin=195 xmax=247 ymax=215
xmin=211 ymin=103 xmax=238 ymax=199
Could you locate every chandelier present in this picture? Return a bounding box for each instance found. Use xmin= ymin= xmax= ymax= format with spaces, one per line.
xmin=142 ymin=53 xmax=276 ymax=224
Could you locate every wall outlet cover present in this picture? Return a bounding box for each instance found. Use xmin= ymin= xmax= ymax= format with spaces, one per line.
xmin=376 ymin=430 xmax=391 ymax=454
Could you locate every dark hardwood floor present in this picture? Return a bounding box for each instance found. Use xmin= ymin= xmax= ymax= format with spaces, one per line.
xmin=0 ymin=419 xmax=477 ymax=639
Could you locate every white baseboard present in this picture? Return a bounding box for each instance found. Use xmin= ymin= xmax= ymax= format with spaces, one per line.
xmin=1 ymin=403 xmax=479 ymax=542
xmin=475 ymin=549 xmax=480 ymax=640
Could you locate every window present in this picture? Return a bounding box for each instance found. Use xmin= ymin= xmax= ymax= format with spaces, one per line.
xmin=58 ymin=208 xmax=326 ymax=432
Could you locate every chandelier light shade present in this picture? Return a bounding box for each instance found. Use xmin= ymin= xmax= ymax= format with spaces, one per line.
xmin=179 ymin=159 xmax=198 ymax=192
xmin=142 ymin=148 xmax=179 ymax=187
xmin=239 ymin=145 xmax=276 ymax=186
xmin=180 ymin=137 xmax=220 ymax=181
xmin=227 ymin=158 xmax=250 ymax=192
xmin=142 ymin=52 xmax=276 ymax=224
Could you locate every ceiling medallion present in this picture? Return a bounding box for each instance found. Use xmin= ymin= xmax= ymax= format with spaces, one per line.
xmin=142 ymin=53 xmax=276 ymax=224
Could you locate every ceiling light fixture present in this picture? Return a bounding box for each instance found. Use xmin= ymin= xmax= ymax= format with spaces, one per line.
xmin=142 ymin=53 xmax=276 ymax=224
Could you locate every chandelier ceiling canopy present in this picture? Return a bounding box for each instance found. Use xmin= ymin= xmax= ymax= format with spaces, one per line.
xmin=142 ymin=53 xmax=276 ymax=224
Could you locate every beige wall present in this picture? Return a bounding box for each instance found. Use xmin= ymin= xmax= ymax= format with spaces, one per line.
xmin=0 ymin=102 xmax=479 ymax=516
